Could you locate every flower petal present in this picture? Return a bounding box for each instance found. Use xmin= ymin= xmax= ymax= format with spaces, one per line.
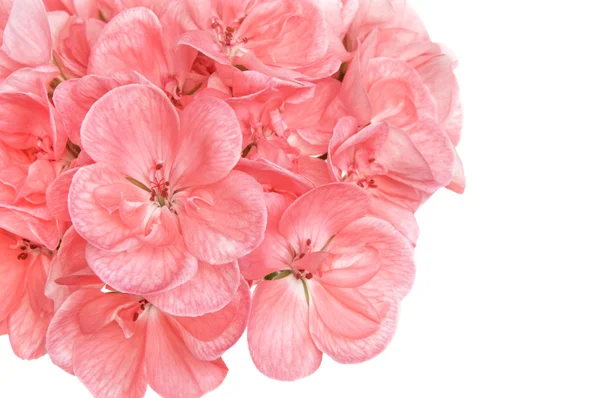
xmin=1 ymin=0 xmax=51 ymax=66
xmin=279 ymin=183 xmax=370 ymax=251
xmin=144 ymin=308 xmax=228 ymax=398
xmin=248 ymin=277 xmax=322 ymax=381
xmin=146 ymin=260 xmax=240 ymax=317
xmin=86 ymin=237 xmax=198 ymax=296
xmin=179 ymin=171 xmax=267 ymax=264
xmin=80 ymin=84 xmax=180 ymax=184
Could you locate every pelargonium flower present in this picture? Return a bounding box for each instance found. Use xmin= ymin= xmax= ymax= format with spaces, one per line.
xmin=181 ymin=0 xmax=342 ymax=81
xmin=0 ymin=229 xmax=54 ymax=359
xmin=243 ymin=183 xmax=415 ymax=380
xmin=68 ymin=83 xmax=266 ymax=315
xmin=46 ymin=281 xmax=250 ymax=398
xmin=0 ymin=0 xmax=53 ymax=82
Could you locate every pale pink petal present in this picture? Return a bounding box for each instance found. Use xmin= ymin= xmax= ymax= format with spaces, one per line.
xmin=88 ymin=7 xmax=169 ymax=85
xmin=340 ymin=53 xmax=372 ymax=126
xmin=179 ymin=29 xmax=231 ymax=65
xmin=296 ymin=156 xmax=332 ymax=187
xmin=368 ymin=196 xmax=419 ymax=245
xmin=170 ymin=280 xmax=250 ymax=360
xmin=146 ymin=260 xmax=240 ymax=317
xmin=446 ymin=149 xmax=466 ymax=194
xmin=78 ymin=292 xmax=140 ymax=334
xmin=0 ymin=320 xmax=6 ymax=335
xmin=80 ymin=84 xmax=180 ymax=184
xmin=73 ymin=323 xmax=147 ymax=398
xmin=178 ymin=171 xmax=267 ymax=264
xmin=0 ymin=231 xmax=26 ymax=321
xmin=1 ymin=0 xmax=52 ymax=66
xmin=171 ymin=96 xmax=242 ymax=188
xmin=248 ymin=277 xmax=322 ymax=381
xmin=69 ymin=163 xmax=140 ymax=251
xmin=86 ymin=237 xmax=198 ymax=296
xmin=279 ymin=183 xmax=370 ymax=251
xmin=144 ymin=308 xmax=228 ymax=398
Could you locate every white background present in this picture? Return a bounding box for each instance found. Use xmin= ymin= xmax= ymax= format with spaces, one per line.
xmin=2 ymin=0 xmax=600 ymax=397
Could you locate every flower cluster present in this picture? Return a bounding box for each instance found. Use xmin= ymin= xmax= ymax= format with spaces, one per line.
xmin=0 ymin=0 xmax=463 ymax=396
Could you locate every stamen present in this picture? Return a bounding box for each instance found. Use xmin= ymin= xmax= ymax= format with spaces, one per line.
xmin=17 ymin=253 xmax=28 ymax=260
xmin=305 ymin=273 xmax=314 ymax=280
xmin=298 ymin=253 xmax=305 ymax=259
xmin=133 ymin=313 xmax=139 ymax=322
xmin=306 ymin=239 xmax=312 ymax=246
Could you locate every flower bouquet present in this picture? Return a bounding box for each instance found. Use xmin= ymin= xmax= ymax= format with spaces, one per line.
xmin=0 ymin=0 xmax=463 ymax=396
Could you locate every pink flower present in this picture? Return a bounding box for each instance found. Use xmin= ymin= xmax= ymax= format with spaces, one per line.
xmin=339 ymin=33 xmax=456 ymax=214
xmin=0 ymin=75 xmax=70 ymax=249
xmin=68 ymin=84 xmax=266 ymax=315
xmin=46 ymin=280 xmax=250 ymax=397
xmin=0 ymin=0 xmax=54 ymax=82
xmin=87 ymin=6 xmax=199 ymax=102
xmin=243 ymin=183 xmax=415 ymax=380
xmin=181 ymin=0 xmax=341 ymax=81
xmin=0 ymin=229 xmax=54 ymax=359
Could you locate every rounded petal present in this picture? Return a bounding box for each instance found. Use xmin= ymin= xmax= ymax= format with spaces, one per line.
xmin=73 ymin=323 xmax=147 ymax=398
xmin=46 ymin=168 xmax=76 ymax=222
xmin=88 ymin=7 xmax=169 ymax=85
xmin=69 ymin=163 xmax=140 ymax=251
xmin=171 ymin=280 xmax=251 ymax=361
xmin=179 ymin=171 xmax=267 ymax=265
xmin=86 ymin=237 xmax=198 ymax=296
xmin=80 ymin=84 xmax=180 ymax=184
xmin=144 ymin=308 xmax=228 ymax=398
xmin=171 ymin=96 xmax=242 ymax=188
xmin=8 ymin=292 xmax=52 ymax=359
xmin=248 ymin=277 xmax=322 ymax=381
xmin=279 ymin=183 xmax=370 ymax=251
xmin=146 ymin=260 xmax=240 ymax=317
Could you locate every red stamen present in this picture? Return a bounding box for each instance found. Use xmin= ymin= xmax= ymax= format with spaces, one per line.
xmin=30 ymin=244 xmax=38 ymax=250
xmin=299 ymin=269 xmax=305 ymax=273
xmin=306 ymin=239 xmax=312 ymax=246
xmin=156 ymin=164 xmax=163 ymax=170
xmin=298 ymin=253 xmax=305 ymax=259
xmin=20 ymin=246 xmax=27 ymax=250
xmin=368 ymin=158 xmax=376 ymax=163
xmin=295 ymin=273 xmax=301 ymax=280
xmin=305 ymin=273 xmax=313 ymax=280
xmin=133 ymin=313 xmax=139 ymax=322
xmin=17 ymin=253 xmax=28 ymax=260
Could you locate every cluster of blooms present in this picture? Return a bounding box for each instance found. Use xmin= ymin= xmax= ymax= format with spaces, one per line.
xmin=0 ymin=0 xmax=463 ymax=396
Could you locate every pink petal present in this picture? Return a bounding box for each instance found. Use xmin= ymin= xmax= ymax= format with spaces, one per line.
xmin=278 ymin=183 xmax=370 ymax=251
xmin=171 ymin=96 xmax=242 ymax=188
xmin=8 ymin=292 xmax=52 ymax=359
xmin=309 ymin=217 xmax=415 ymax=363
xmin=47 ymin=288 xmax=97 ymax=373
xmin=178 ymin=171 xmax=267 ymax=264
xmin=170 ymin=280 xmax=251 ymax=360
xmin=80 ymin=84 xmax=180 ymax=184
xmin=144 ymin=308 xmax=228 ymax=398
xmin=296 ymin=156 xmax=332 ymax=187
xmin=0 ymin=232 xmax=26 ymax=321
xmin=86 ymin=237 xmax=198 ymax=296
xmin=146 ymin=260 xmax=240 ymax=317
xmin=238 ymin=192 xmax=294 ymax=281
xmin=1 ymin=0 xmax=51 ymax=66
xmin=73 ymin=323 xmax=147 ymax=398
xmin=248 ymin=277 xmax=322 ymax=381
xmin=88 ymin=7 xmax=169 ymax=85
xmin=179 ymin=29 xmax=231 ymax=65
xmin=46 ymin=168 xmax=76 ymax=222
xmin=235 ymin=158 xmax=314 ymax=197
xmin=69 ymin=163 xmax=140 ymax=251
xmin=310 ymin=283 xmax=380 ymax=339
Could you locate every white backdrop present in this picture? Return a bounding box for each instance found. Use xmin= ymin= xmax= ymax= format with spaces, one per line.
xmin=2 ymin=0 xmax=600 ymax=397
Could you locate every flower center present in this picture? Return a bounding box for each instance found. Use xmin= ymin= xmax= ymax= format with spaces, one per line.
xmin=210 ymin=18 xmax=248 ymax=59
xmin=132 ymin=299 xmax=150 ymax=322
xmin=342 ymin=160 xmax=379 ymax=189
xmin=9 ymin=238 xmax=41 ymax=261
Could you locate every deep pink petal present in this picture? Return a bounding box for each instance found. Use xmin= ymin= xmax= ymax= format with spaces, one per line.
xmin=179 ymin=171 xmax=267 ymax=264
xmin=248 ymin=277 xmax=322 ymax=381
xmin=146 ymin=260 xmax=240 ymax=317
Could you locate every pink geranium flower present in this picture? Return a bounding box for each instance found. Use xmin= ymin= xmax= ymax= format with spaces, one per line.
xmin=68 ymin=84 xmax=266 ymax=315
xmin=46 ymin=281 xmax=250 ymax=398
xmin=243 ymin=184 xmax=415 ymax=380
xmin=0 ymin=0 xmax=54 ymax=82
xmin=0 ymin=229 xmax=54 ymax=359
xmin=181 ymin=0 xmax=341 ymax=81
